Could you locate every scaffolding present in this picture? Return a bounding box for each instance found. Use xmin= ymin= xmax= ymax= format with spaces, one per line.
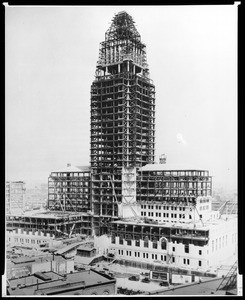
xmin=91 ymin=11 xmax=155 ymax=235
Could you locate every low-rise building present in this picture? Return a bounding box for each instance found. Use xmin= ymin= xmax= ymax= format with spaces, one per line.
xmin=7 ymin=255 xmax=74 ymax=279
xmin=6 ymin=269 xmax=116 ymax=295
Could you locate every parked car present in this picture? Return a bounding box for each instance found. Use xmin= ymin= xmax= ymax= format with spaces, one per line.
xmin=141 ymin=277 xmax=150 ymax=283
xmin=159 ymin=281 xmax=169 ymax=287
xmin=128 ymin=275 xmax=140 ymax=281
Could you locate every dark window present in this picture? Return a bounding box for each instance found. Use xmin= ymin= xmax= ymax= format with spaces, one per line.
xmin=172 ymin=247 xmax=175 ymax=252
xmin=127 ymin=240 xmax=131 ymax=246
xmin=119 ymin=238 xmax=123 ymax=245
xmin=135 ymin=240 xmax=140 ymax=247
xmin=199 ymin=260 xmax=202 ymax=267
xmin=161 ymin=239 xmax=167 ymax=250
xmin=153 ymin=240 xmax=158 ymax=249
xmin=172 ymin=257 xmax=175 ymax=263
xmin=184 ymin=244 xmax=189 ymax=253
xmin=199 ymin=250 xmax=202 ymax=255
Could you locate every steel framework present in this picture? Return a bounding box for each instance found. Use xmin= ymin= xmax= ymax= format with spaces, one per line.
xmin=90 ymin=11 xmax=155 ymax=235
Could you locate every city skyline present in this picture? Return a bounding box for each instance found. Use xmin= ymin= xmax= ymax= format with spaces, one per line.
xmin=6 ymin=5 xmax=237 ymax=192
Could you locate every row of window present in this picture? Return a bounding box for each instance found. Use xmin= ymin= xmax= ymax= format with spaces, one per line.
xmin=141 ymin=205 xmax=186 ymax=211
xmin=199 ymin=199 xmax=209 ymax=203
xmin=117 ymin=249 xmax=202 ymax=266
xmin=199 ymin=205 xmax=209 ymax=211
xmin=141 ymin=211 xmax=193 ymax=219
xmin=12 ymin=237 xmax=47 ymax=244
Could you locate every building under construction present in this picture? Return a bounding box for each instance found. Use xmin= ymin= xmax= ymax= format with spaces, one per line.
xmin=6 ymin=12 xmax=237 ymax=274
xmin=90 ymin=11 xmax=155 ymax=235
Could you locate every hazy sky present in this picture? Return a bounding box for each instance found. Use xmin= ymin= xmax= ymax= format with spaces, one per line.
xmin=5 ymin=5 xmax=238 ymax=191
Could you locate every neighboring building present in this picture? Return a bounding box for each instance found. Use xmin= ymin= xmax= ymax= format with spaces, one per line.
xmin=6 ymin=181 xmax=26 ymax=214
xmin=7 ymin=255 xmax=74 ymax=279
xmin=6 ymin=269 xmax=116 ymax=295
xmin=90 ymin=11 xmax=155 ymax=235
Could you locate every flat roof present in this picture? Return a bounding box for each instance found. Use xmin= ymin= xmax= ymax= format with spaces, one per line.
xmin=77 ymin=245 xmax=95 ymax=251
xmin=140 ymin=164 xmax=209 ymax=172
xmin=7 ymin=210 xmax=90 ymax=219
xmin=11 ymin=257 xmax=36 ymax=264
xmin=112 ymin=215 xmax=237 ymax=230
xmin=51 ymin=165 xmax=90 ymax=173
xmin=7 ymin=269 xmax=115 ymax=295
xmin=8 ymin=254 xmax=68 ymax=268
xmin=55 ymin=241 xmax=89 ymax=255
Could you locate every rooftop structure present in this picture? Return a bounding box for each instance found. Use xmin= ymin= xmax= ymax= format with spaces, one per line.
xmin=7 ymin=269 xmax=116 ymax=295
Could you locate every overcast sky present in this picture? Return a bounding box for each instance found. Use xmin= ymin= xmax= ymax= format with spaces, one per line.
xmin=5 ymin=5 xmax=238 ymax=191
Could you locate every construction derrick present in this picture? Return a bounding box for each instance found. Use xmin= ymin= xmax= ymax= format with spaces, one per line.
xmin=91 ymin=11 xmax=155 ymax=235
xmin=216 ymin=261 xmax=237 ymax=292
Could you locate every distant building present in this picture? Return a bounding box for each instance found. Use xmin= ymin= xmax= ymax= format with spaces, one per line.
xmin=7 ymin=269 xmax=116 ymax=295
xmin=6 ymin=181 xmax=26 ymax=214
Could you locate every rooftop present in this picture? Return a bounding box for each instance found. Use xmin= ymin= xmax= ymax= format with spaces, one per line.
xmin=7 ymin=210 xmax=90 ymax=219
xmin=113 ymin=215 xmax=237 ymax=230
xmin=51 ymin=165 xmax=90 ymax=174
xmin=55 ymin=241 xmax=90 ymax=255
xmin=77 ymin=245 xmax=95 ymax=251
xmin=7 ymin=269 xmax=115 ymax=295
xmin=140 ymin=164 xmax=209 ymax=172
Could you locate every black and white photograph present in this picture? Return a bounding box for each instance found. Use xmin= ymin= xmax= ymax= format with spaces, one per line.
xmin=3 ymin=3 xmax=241 ymax=296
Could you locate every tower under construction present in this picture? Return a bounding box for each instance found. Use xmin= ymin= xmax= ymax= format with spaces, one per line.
xmin=90 ymin=11 xmax=155 ymax=235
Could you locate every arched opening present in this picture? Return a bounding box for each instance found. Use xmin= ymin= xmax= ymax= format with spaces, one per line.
xmin=160 ymin=237 xmax=167 ymax=250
